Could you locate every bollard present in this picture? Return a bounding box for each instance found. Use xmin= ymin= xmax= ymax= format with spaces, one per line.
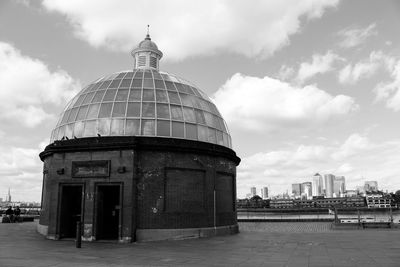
xmin=76 ymin=221 xmax=82 ymax=248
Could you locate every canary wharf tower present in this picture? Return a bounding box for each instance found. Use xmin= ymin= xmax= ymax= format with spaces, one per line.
xmin=38 ymin=31 xmax=240 ymax=242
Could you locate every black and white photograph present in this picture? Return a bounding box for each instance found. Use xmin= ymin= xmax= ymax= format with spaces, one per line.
xmin=1 ymin=0 xmax=400 ymax=266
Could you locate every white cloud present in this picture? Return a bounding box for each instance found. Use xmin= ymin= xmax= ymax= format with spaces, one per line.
xmin=0 ymin=144 xmax=43 ymax=202
xmin=0 ymin=147 xmax=40 ymax=175
xmin=337 ymin=23 xmax=377 ymax=48
xmin=0 ymin=139 xmax=52 ymax=202
xmin=213 ymin=73 xmax=358 ymax=132
xmin=296 ymin=51 xmax=342 ymax=83
xmin=336 ymin=50 xmax=400 ymax=111
xmin=375 ymin=60 xmax=400 ymax=111
xmin=336 ymin=163 xmax=353 ymax=173
xmin=0 ymin=42 xmax=80 ymax=128
xmin=278 ymin=65 xmax=295 ymax=81
xmin=332 ymin=133 xmax=372 ymax=160
xmin=41 ymin=0 xmax=339 ymax=60
xmin=338 ymin=51 xmax=393 ymax=84
xmin=237 ymin=133 xmax=400 ymax=198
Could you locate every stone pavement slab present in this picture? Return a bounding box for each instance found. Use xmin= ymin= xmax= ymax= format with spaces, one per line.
xmin=0 ymin=221 xmax=399 ymax=267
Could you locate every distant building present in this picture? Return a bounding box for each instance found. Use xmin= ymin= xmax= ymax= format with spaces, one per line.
xmin=270 ymin=199 xmax=294 ymax=209
xmin=312 ymin=173 xmax=323 ymax=197
xmin=6 ymin=188 xmax=11 ymax=203
xmin=333 ymin=176 xmax=346 ymax=197
xmin=301 ymin=182 xmax=312 ymax=199
xmin=365 ymin=181 xmax=378 ymax=192
xmin=261 ymin=187 xmax=268 ymax=199
xmin=344 ymin=190 xmax=357 ymax=197
xmin=292 ymin=183 xmax=301 ymax=198
xmin=250 ymin=187 xmax=257 ymax=197
xmin=366 ymin=194 xmax=390 ymax=208
xmin=0 ymin=197 xmax=3 ymax=203
xmin=356 ymin=185 xmax=365 ymax=195
xmin=324 ymin=174 xmax=335 ymax=198
xmin=295 ymin=196 xmax=365 ymax=208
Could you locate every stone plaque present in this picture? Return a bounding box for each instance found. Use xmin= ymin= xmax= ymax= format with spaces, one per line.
xmin=72 ymin=160 xmax=110 ymax=178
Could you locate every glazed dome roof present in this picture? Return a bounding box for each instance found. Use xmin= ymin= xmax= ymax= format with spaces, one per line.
xmin=51 ymin=69 xmax=232 ymax=148
xmin=51 ymin=30 xmax=231 ymax=148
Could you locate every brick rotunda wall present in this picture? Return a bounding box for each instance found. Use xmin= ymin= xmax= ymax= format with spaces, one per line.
xmin=39 ymin=136 xmax=240 ymax=241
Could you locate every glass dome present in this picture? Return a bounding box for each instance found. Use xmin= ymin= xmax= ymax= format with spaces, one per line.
xmin=51 ymin=69 xmax=232 ymax=148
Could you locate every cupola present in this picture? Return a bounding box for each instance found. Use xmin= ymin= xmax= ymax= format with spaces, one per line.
xmin=131 ymin=26 xmax=163 ymax=70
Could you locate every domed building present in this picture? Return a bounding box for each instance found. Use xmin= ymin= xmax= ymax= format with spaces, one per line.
xmin=38 ymin=32 xmax=240 ymax=242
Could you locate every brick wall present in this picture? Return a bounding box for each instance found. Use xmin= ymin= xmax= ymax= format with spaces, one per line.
xmin=39 ymin=137 xmax=239 ymax=240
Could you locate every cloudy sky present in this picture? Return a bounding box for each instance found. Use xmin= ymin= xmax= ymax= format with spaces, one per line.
xmin=1 ymin=0 xmax=400 ymax=201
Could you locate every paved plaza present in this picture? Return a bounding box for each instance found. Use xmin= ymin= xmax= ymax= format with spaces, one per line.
xmin=1 ymin=221 xmax=400 ymax=267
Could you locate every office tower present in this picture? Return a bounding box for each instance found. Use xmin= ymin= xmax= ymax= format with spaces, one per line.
xmin=292 ymin=183 xmax=301 ymax=198
xmin=261 ymin=187 xmax=268 ymax=199
xmin=250 ymin=187 xmax=257 ymax=197
xmin=333 ymin=176 xmax=346 ymax=197
xmin=301 ymin=182 xmax=312 ymax=199
xmin=6 ymin=188 xmax=11 ymax=202
xmin=364 ymin=181 xmax=378 ymax=192
xmin=324 ymin=174 xmax=335 ymax=198
xmin=312 ymin=173 xmax=323 ymax=196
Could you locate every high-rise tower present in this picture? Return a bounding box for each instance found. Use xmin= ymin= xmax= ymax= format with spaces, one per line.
xmin=6 ymin=188 xmax=11 ymax=203
xmin=324 ymin=174 xmax=335 ymax=198
xmin=312 ymin=173 xmax=323 ymax=196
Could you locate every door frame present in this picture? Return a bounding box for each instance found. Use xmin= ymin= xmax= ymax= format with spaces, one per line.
xmin=56 ymin=183 xmax=85 ymax=239
xmin=93 ymin=182 xmax=123 ymax=240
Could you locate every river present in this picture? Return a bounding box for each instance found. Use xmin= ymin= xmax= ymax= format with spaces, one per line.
xmin=238 ymin=210 xmax=400 ymax=223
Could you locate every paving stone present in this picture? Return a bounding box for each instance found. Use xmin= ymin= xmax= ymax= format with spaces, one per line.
xmin=1 ymin=221 xmax=400 ymax=266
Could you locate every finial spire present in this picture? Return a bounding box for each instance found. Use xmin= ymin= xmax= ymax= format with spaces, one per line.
xmin=146 ymin=25 xmax=151 ymax=40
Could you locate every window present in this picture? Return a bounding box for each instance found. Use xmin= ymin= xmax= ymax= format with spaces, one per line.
xmin=86 ymin=104 xmax=100 ymax=119
xmin=98 ymin=103 xmax=113 ymax=118
xmin=185 ymin=123 xmax=197 ymax=140
xmin=127 ymin=102 xmax=141 ymax=117
xmin=83 ymin=120 xmax=96 ymax=137
xmin=142 ymin=102 xmax=155 ymax=117
xmin=115 ymin=89 xmax=129 ymax=101
xmin=141 ymin=119 xmax=155 ymax=135
xmin=138 ymin=56 xmax=146 ymax=67
xmin=125 ymin=119 xmax=140 ymax=135
xmin=156 ymin=103 xmax=170 ymax=119
xmin=150 ymin=56 xmax=157 ymax=68
xmin=103 ymin=89 xmax=117 ymax=101
xmin=172 ymin=122 xmax=184 ymax=138
xmin=68 ymin=108 xmax=79 ymax=123
xmin=157 ymin=120 xmax=170 ymax=136
xmin=110 ymin=119 xmax=124 ymax=135
xmin=91 ymin=90 xmax=106 ymax=103
xmin=76 ymin=105 xmax=89 ymax=120
xmin=112 ymin=102 xmax=127 ymax=117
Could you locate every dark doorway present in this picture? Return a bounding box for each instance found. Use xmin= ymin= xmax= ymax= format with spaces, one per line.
xmin=96 ymin=185 xmax=121 ymax=240
xmin=59 ymin=185 xmax=83 ymax=238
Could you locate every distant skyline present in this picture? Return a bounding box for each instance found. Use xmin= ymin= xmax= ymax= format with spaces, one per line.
xmin=1 ymin=0 xmax=400 ymax=201
xmin=248 ymin=176 xmax=382 ymax=198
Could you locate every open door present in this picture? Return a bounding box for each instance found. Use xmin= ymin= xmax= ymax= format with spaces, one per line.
xmin=96 ymin=185 xmax=121 ymax=240
xmin=59 ymin=185 xmax=83 ymax=238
